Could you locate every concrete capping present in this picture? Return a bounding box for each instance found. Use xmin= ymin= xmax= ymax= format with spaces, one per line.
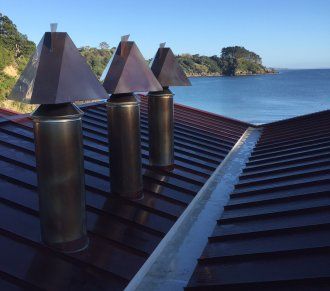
xmin=125 ymin=126 xmax=262 ymax=291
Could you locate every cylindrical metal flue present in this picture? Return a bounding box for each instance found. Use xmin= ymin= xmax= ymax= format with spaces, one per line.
xmin=107 ymin=94 xmax=143 ymax=199
xmin=31 ymin=103 xmax=88 ymax=253
xmin=148 ymin=87 xmax=174 ymax=170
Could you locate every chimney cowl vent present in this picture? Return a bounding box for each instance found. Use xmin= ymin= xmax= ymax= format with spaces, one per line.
xmin=150 ymin=46 xmax=191 ymax=88
xmin=9 ymin=29 xmax=107 ymax=104
xmin=102 ymin=37 xmax=162 ymax=95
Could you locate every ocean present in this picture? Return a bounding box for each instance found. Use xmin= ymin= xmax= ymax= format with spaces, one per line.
xmin=172 ymin=69 xmax=330 ymax=124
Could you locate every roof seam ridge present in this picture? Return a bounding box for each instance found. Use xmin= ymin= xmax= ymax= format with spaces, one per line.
xmin=124 ymin=126 xmax=261 ymax=291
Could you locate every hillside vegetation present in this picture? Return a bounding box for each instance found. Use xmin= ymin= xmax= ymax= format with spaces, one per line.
xmin=79 ymin=42 xmax=115 ymax=78
xmin=0 ymin=14 xmax=275 ymax=113
xmin=178 ymin=47 xmax=275 ymax=77
xmin=0 ymin=13 xmax=36 ymax=112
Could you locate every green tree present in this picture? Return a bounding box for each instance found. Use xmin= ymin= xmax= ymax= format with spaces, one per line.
xmin=99 ymin=42 xmax=110 ymax=50
xmin=0 ymin=13 xmax=35 ymax=58
xmin=79 ymin=45 xmax=115 ymax=78
xmin=220 ymin=46 xmax=267 ymax=76
xmin=0 ymin=13 xmax=35 ymax=104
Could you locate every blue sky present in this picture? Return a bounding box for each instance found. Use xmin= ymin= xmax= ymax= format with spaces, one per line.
xmin=2 ymin=0 xmax=330 ymax=68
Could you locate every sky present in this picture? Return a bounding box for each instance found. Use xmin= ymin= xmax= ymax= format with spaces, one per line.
xmin=2 ymin=0 xmax=330 ymax=69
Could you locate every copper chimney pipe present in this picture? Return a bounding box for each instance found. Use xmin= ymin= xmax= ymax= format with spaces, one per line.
xmin=102 ymin=35 xmax=162 ymax=199
xmin=149 ymin=43 xmax=191 ymax=169
xmin=31 ymin=104 xmax=88 ymax=252
xmin=148 ymin=88 xmax=174 ymax=169
xmin=107 ymin=95 xmax=143 ymax=198
xmin=8 ymin=25 xmax=108 ymax=252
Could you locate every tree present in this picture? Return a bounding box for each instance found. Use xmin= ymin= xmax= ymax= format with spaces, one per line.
xmin=0 ymin=13 xmax=36 ymax=104
xmin=79 ymin=44 xmax=114 ymax=78
xmin=0 ymin=13 xmax=35 ymax=58
xmin=99 ymin=42 xmax=110 ymax=50
xmin=220 ymin=46 xmax=266 ymax=76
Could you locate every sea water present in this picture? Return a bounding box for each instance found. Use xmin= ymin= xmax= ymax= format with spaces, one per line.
xmin=172 ymin=69 xmax=330 ymax=124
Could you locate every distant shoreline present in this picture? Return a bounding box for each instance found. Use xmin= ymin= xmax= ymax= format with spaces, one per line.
xmin=187 ymin=71 xmax=279 ymax=78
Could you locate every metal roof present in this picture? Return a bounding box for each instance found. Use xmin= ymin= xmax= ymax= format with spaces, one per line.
xmin=186 ymin=109 xmax=330 ymax=290
xmin=0 ymin=97 xmax=248 ymax=290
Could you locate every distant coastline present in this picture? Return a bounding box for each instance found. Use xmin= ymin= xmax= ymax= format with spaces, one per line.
xmin=187 ymin=71 xmax=279 ymax=78
xmin=177 ymin=47 xmax=276 ymax=78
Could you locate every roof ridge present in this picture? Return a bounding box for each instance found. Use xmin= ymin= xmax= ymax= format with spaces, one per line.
xmin=262 ymin=109 xmax=330 ymax=127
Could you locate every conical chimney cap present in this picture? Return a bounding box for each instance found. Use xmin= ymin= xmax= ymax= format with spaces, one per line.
xmin=9 ymin=31 xmax=108 ymax=104
xmin=150 ymin=46 xmax=191 ymax=87
xmin=102 ymin=38 xmax=162 ymax=94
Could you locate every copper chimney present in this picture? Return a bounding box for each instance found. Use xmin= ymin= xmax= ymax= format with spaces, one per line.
xmin=149 ymin=43 xmax=191 ymax=169
xmin=8 ymin=24 xmax=108 ymax=252
xmin=102 ymin=35 xmax=162 ymax=199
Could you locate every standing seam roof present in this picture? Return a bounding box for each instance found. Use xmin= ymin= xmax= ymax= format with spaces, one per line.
xmin=186 ymin=109 xmax=330 ymax=290
xmin=0 ymin=97 xmax=249 ymax=290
